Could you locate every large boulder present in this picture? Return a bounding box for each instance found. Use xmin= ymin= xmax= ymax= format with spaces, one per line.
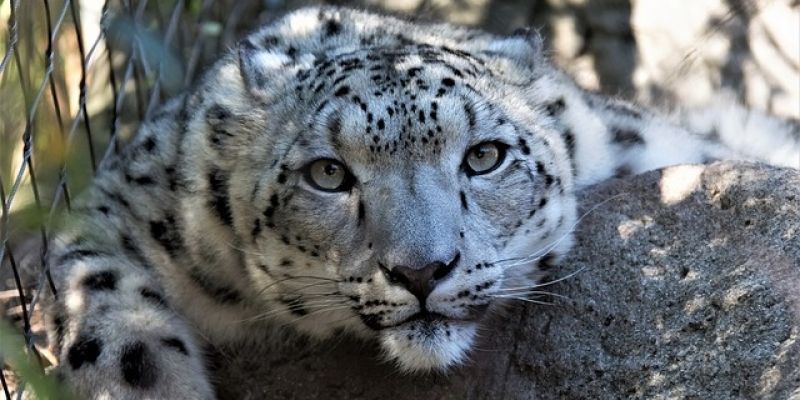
xmin=211 ymin=161 xmax=800 ymax=399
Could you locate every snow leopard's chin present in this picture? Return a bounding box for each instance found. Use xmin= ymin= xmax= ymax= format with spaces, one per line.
xmin=380 ymin=317 xmax=478 ymax=372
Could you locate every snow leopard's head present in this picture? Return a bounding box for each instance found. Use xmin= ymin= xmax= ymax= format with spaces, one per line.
xmin=197 ymin=7 xmax=576 ymax=372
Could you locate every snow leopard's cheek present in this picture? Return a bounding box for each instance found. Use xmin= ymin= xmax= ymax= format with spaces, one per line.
xmin=466 ymin=158 xmax=540 ymax=247
xmin=260 ymin=184 xmax=364 ymax=262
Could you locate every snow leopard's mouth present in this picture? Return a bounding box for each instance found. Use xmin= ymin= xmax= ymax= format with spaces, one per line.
xmin=363 ymin=303 xmax=491 ymax=331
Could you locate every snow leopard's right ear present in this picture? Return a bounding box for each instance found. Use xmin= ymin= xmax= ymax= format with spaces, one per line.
xmin=237 ymin=37 xmax=312 ymax=103
xmin=486 ymin=27 xmax=545 ymax=69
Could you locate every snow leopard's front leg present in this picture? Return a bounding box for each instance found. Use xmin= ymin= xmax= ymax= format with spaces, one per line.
xmin=46 ymin=217 xmax=214 ymax=399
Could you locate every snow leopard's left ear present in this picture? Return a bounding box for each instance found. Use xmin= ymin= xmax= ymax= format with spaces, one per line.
xmin=485 ymin=27 xmax=544 ymax=70
xmin=237 ymin=37 xmax=313 ymax=102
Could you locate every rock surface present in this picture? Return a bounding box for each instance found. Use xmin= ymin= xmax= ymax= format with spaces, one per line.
xmin=210 ymin=161 xmax=800 ymax=399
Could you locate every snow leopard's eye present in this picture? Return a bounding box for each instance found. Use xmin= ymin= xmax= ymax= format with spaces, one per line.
xmin=464 ymin=142 xmax=507 ymax=176
xmin=304 ymin=159 xmax=354 ymax=192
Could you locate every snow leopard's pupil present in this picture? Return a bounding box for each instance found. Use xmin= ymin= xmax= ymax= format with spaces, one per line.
xmin=307 ymin=159 xmax=350 ymax=191
xmin=466 ymin=142 xmax=505 ymax=175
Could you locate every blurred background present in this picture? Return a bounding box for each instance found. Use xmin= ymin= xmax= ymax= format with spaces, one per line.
xmin=0 ymin=0 xmax=798 ymax=397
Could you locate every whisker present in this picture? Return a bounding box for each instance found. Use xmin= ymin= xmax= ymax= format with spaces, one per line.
xmin=325 ymin=313 xmax=362 ymax=327
xmin=489 ymin=296 xmax=556 ymax=306
xmin=494 ymin=265 xmax=588 ymax=297
xmin=494 ymin=192 xmax=627 ymax=267
xmin=491 ymin=290 xmax=572 ymax=301
xmin=276 ymin=305 xmax=354 ymax=329
xmin=237 ymin=300 xmax=350 ymax=323
xmin=531 ymin=266 xmax=588 ymax=288
xmin=224 ymin=240 xmax=268 ymax=257
xmin=277 ymin=281 xmax=339 ymax=296
xmin=256 ymin=274 xmax=342 ymax=296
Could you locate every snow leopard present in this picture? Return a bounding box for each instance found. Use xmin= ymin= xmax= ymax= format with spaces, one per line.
xmin=44 ymin=6 xmax=799 ymax=399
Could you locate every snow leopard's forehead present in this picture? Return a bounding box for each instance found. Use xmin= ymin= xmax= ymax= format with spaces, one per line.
xmin=289 ymin=45 xmax=519 ymax=173
xmin=234 ymin=7 xmax=546 ymax=174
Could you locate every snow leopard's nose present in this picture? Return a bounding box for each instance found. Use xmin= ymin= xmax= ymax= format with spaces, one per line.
xmin=381 ymin=253 xmax=460 ymax=302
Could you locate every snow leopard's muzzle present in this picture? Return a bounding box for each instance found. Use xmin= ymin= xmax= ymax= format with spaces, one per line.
xmin=330 ymin=168 xmax=508 ymax=371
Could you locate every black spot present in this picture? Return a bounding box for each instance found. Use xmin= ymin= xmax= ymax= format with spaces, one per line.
xmin=377 ymin=119 xmax=385 ymax=130
xmin=124 ymin=173 xmax=156 ymax=186
xmin=207 ymin=168 xmax=234 ymax=227
xmin=334 ymin=86 xmax=350 ymax=97
xmin=57 ymin=248 xmax=104 ymax=265
xmin=97 ymin=205 xmax=110 ymax=215
xmin=517 ymin=138 xmax=531 ymax=155
xmin=160 ymin=337 xmax=188 ymax=355
xmin=459 ymin=191 xmax=469 ymax=210
xmin=535 ymin=161 xmax=546 ymax=175
xmin=140 ymin=288 xmax=167 ymax=307
xmin=545 ymin=98 xmax=566 ymax=116
xmin=164 ymin=165 xmax=183 ymax=192
xmin=189 ymin=269 xmax=242 ymax=304
xmin=539 ymin=197 xmax=549 ymax=208
xmin=101 ymin=189 xmax=132 ymax=210
xmin=264 ymin=194 xmax=279 ymax=220
xmin=276 ymin=172 xmax=288 ymax=185
xmin=562 ymin=130 xmax=576 ymax=156
xmin=67 ymin=336 xmax=103 ymax=370
xmin=280 ymin=259 xmax=294 ymax=267
xmin=251 ymin=218 xmax=263 ymax=238
xmin=611 ymin=127 xmax=645 ymax=146
xmin=441 ymin=77 xmax=455 ymax=87
xmin=262 ymin=35 xmax=279 ymax=47
xmin=282 ymin=298 xmax=308 ymax=316
xmin=120 ymin=341 xmax=158 ymax=389
xmin=206 ymin=104 xmax=234 ymax=147
xmin=324 ymin=19 xmax=342 ymax=36
xmin=464 ymin=102 xmax=476 ymax=128
xmin=358 ymin=201 xmax=366 ymax=223
xmin=359 ymin=313 xmax=383 ymax=330
xmin=82 ymin=270 xmax=117 ymax=291
xmin=141 ymin=136 xmax=157 ymax=152
xmin=537 ymin=252 xmax=558 ymax=271
xmin=149 ymin=214 xmax=183 ymax=257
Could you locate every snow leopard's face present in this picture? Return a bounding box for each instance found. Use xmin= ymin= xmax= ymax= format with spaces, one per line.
xmin=211 ymin=11 xmax=576 ymax=372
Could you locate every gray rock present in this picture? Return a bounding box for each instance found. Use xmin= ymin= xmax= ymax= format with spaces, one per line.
xmin=210 ymin=161 xmax=800 ymax=399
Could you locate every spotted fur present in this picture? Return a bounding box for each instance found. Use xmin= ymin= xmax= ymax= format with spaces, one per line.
xmin=45 ymin=7 xmax=798 ymax=399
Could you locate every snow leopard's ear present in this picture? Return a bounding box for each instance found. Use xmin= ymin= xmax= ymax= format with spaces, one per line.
xmin=486 ymin=27 xmax=545 ymax=69
xmin=237 ymin=37 xmax=312 ymax=102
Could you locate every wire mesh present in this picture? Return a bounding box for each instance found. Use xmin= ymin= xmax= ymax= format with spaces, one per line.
xmin=0 ymin=0 xmax=265 ymax=397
